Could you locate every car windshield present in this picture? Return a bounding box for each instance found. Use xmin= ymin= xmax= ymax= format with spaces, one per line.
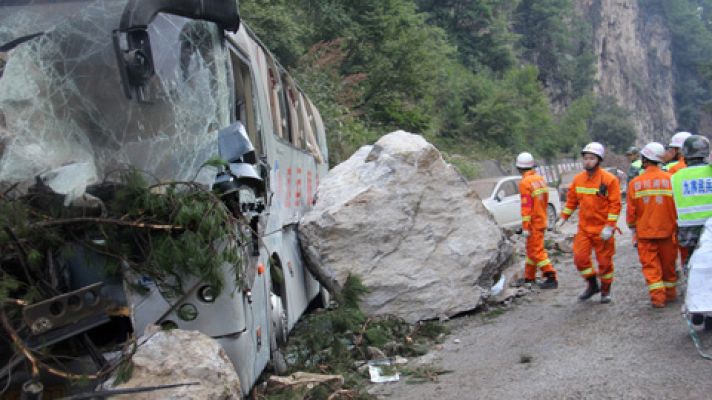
xmin=471 ymin=181 xmax=497 ymax=199
xmin=0 ymin=0 xmax=231 ymax=193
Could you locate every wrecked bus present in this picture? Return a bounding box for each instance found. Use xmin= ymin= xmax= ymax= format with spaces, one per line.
xmin=0 ymin=0 xmax=328 ymax=396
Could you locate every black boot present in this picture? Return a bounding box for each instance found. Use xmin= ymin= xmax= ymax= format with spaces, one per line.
xmin=539 ymin=272 xmax=558 ymax=289
xmin=579 ymin=277 xmax=600 ymax=301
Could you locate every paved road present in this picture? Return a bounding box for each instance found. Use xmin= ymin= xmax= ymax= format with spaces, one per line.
xmin=372 ymin=221 xmax=712 ymax=399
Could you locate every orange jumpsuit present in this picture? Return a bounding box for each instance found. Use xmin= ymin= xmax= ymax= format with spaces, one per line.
xmin=520 ymin=170 xmax=557 ymax=281
xmin=667 ymin=157 xmax=687 ymax=174
xmin=626 ymin=166 xmax=678 ymax=306
xmin=561 ymin=168 xmax=621 ymax=294
xmin=668 ymin=158 xmax=689 ymax=265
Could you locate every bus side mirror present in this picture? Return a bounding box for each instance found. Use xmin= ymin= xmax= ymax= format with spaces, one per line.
xmin=115 ymin=0 xmax=240 ymax=100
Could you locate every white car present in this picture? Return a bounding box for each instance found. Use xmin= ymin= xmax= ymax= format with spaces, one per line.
xmin=472 ymin=176 xmax=562 ymax=230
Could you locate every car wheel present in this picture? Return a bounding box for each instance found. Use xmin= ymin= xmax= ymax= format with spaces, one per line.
xmin=547 ymin=204 xmax=557 ymax=231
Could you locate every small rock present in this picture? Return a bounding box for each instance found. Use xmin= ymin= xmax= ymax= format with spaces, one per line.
xmin=415 ymin=352 xmax=439 ymax=366
xmin=367 ymin=346 xmax=387 ymax=360
xmin=393 ymin=356 xmax=408 ymax=365
xmin=434 ymin=344 xmax=444 ymax=351
xmin=357 ymin=363 xmax=370 ymax=376
xmin=453 ymin=339 xmax=461 ymax=344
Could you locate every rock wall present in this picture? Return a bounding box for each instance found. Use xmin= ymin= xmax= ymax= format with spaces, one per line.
xmin=576 ymin=0 xmax=677 ymax=143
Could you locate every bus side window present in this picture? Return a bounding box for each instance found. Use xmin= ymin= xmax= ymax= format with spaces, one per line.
xmin=300 ymin=92 xmax=323 ymax=163
xmin=304 ymin=97 xmax=326 ymax=164
xmin=229 ymin=50 xmax=261 ymax=155
xmin=282 ymin=75 xmax=305 ymax=149
xmin=277 ymin=70 xmax=295 ymax=145
xmin=268 ymin=64 xmax=292 ymax=143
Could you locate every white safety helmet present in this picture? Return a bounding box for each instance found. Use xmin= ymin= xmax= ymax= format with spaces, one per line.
xmin=515 ymin=152 xmax=536 ymax=169
xmin=640 ymin=142 xmax=665 ymax=163
xmin=669 ymin=131 xmax=692 ymax=148
xmin=581 ymin=142 xmax=605 ymax=160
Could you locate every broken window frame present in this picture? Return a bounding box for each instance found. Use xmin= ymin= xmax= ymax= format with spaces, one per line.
xmin=228 ymin=45 xmax=263 ymax=156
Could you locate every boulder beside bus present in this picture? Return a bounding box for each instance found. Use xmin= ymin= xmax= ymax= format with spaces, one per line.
xmin=104 ymin=329 xmax=241 ymax=400
xmin=299 ymin=131 xmax=514 ymax=323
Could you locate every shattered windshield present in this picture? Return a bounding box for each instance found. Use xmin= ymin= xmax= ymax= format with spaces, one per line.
xmin=0 ymin=0 xmax=232 ymax=194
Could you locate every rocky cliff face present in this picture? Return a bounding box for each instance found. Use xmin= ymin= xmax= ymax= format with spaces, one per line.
xmin=576 ymin=0 xmax=677 ymax=143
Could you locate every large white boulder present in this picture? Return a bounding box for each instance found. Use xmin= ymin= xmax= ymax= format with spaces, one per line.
xmin=106 ymin=329 xmax=241 ymax=399
xmin=299 ymin=131 xmax=513 ymax=323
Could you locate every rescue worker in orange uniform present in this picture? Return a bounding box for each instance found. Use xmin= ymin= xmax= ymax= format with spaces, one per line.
xmin=665 ymin=131 xmax=692 ymax=265
xmin=665 ymin=131 xmax=692 ymax=174
xmin=516 ymin=152 xmax=558 ymax=289
xmin=556 ymin=142 xmax=621 ymax=303
xmin=626 ymin=142 xmax=678 ymax=308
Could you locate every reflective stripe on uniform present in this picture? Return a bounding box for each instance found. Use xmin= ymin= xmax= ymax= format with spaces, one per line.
xmin=678 ymin=218 xmax=710 ymax=227
xmin=634 ymin=189 xmax=673 ymax=198
xmin=648 ymin=282 xmax=665 ymax=291
xmin=580 ymin=267 xmax=594 ymax=276
xmin=678 ymin=204 xmax=712 ymax=214
xmin=536 ymin=259 xmax=551 ymax=267
xmin=526 ymin=257 xmax=535 ymax=265
xmin=522 ymin=216 xmax=532 ymax=222
xmin=532 ymin=188 xmax=548 ymax=196
xmin=663 ymin=281 xmax=677 ymax=288
xmin=601 ymin=272 xmax=614 ymax=280
xmin=607 ymin=214 xmax=619 ymax=221
xmin=563 ymin=207 xmax=573 ymax=215
xmin=575 ymin=187 xmax=598 ymax=195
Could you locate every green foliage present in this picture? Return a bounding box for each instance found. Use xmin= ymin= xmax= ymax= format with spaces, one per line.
xmin=462 ymin=66 xmax=557 ymax=158
xmin=240 ymin=0 xmax=603 ymax=168
xmin=238 ymin=0 xmax=310 ymax=67
xmin=588 ymin=97 xmax=636 ymax=153
xmin=417 ymin=0 xmax=519 ymax=73
xmin=113 ymin=360 xmax=135 ymax=386
xmin=554 ymin=94 xmax=595 ymax=155
xmin=0 ymin=169 xmax=246 ymax=308
xmin=109 ymin=170 xmax=244 ymax=296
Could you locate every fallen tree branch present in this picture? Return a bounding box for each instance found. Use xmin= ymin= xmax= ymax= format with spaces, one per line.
xmin=3 ymin=226 xmax=37 ymax=287
xmin=31 ymin=217 xmax=182 ymax=231
xmin=297 ymin=229 xmax=343 ymax=296
xmin=0 ymin=303 xmax=39 ymax=377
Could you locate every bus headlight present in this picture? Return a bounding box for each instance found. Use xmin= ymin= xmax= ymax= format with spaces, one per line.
xmin=177 ymin=303 xmax=198 ymax=321
xmin=198 ymin=285 xmax=217 ymax=303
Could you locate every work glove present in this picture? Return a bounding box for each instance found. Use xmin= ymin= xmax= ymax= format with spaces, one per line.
xmin=554 ymin=218 xmax=567 ymax=232
xmin=601 ymin=226 xmax=614 ymax=241
xmin=521 ymin=230 xmax=530 ymax=239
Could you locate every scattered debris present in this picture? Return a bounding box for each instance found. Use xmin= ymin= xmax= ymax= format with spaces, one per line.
xmin=253 ymin=276 xmax=449 ymax=399
xmin=400 ymin=365 xmax=453 ymax=384
xmin=267 ymin=372 xmax=344 ymax=394
xmin=367 ymin=359 xmax=399 ymax=383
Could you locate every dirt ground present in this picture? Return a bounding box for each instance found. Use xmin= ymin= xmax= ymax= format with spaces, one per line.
xmin=369 ymin=218 xmax=712 ymax=399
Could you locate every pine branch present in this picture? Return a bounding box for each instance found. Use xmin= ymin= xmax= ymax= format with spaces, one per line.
xmin=31 ymin=217 xmax=183 ymax=231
